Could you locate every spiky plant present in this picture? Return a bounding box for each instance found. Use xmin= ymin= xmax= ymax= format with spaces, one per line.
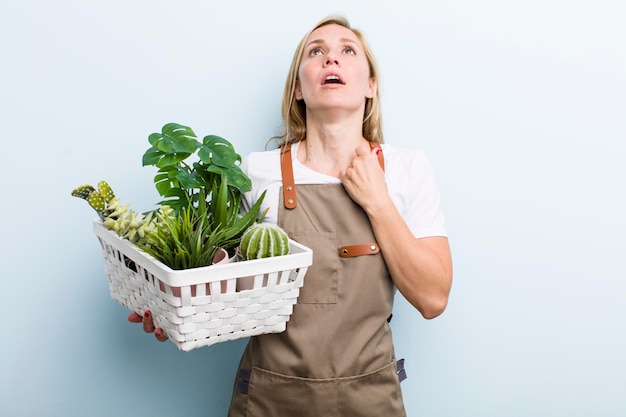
xmin=71 ymin=181 xmax=155 ymax=244
xmin=136 ymin=191 xmax=235 ymax=270
xmin=239 ymin=223 xmax=290 ymax=260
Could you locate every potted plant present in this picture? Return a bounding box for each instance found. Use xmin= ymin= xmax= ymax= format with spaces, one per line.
xmin=139 ymin=122 xmax=266 ymax=268
xmin=72 ymin=122 xmax=313 ymax=351
xmin=73 ymin=123 xmax=265 ymax=269
xmin=236 ymin=222 xmax=291 ymax=290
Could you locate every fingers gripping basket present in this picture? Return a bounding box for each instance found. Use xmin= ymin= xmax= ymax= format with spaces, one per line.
xmin=93 ymin=220 xmax=312 ymax=351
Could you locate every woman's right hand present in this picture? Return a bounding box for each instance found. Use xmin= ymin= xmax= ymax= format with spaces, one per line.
xmin=127 ymin=310 xmax=169 ymax=342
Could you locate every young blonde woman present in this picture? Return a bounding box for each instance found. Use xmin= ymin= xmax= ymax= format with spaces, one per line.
xmin=132 ymin=15 xmax=452 ymax=416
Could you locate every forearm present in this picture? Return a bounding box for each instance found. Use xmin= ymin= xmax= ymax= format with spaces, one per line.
xmin=366 ymin=196 xmax=453 ymax=319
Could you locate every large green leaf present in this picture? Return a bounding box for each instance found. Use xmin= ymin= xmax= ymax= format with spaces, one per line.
xmin=203 ymin=164 xmax=251 ymax=193
xmin=225 ymin=166 xmax=252 ymax=193
xmin=142 ymin=146 xmax=164 ymax=166
xmin=168 ymin=166 xmax=197 ymax=190
xmin=151 ymin=123 xmax=198 ymax=150
xmin=198 ymin=135 xmax=241 ymax=168
xmin=143 ymin=123 xmax=199 ymax=168
xmin=153 ymin=167 xmax=180 ymax=194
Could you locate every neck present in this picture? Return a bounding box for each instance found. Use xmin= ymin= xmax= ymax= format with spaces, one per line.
xmin=294 ymin=106 xmax=369 ymax=177
xmin=297 ymin=122 xmax=368 ymax=178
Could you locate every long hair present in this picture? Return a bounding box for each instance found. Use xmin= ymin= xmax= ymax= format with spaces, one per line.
xmin=272 ymin=16 xmax=383 ymax=148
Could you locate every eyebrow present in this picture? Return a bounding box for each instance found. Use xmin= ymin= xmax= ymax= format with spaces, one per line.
xmin=305 ymin=37 xmax=360 ymax=48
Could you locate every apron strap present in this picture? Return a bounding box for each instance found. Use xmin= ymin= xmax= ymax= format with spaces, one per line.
xmin=338 ymin=242 xmax=380 ymax=258
xmin=280 ymin=144 xmax=298 ymax=209
xmin=280 ymin=142 xmax=385 ymax=210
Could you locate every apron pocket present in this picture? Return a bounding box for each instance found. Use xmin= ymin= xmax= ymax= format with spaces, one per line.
xmin=289 ymin=231 xmax=338 ymax=304
xmin=248 ymin=367 xmax=338 ymax=417
xmin=337 ymin=360 xmax=406 ymax=417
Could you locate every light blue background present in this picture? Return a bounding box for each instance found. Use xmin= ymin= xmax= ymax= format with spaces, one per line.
xmin=2 ymin=1 xmax=624 ymax=416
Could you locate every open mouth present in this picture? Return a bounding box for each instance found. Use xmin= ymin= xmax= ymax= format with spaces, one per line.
xmin=323 ymin=75 xmax=344 ymax=85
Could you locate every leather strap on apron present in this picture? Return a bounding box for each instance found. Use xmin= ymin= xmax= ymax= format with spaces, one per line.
xmin=279 ymin=142 xmax=384 ymax=211
xmin=338 ymin=242 xmax=380 ymax=258
xmin=280 ymin=145 xmax=298 ymax=209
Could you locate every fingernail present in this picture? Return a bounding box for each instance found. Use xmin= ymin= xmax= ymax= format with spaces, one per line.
xmin=375 ymin=148 xmax=381 ymax=155
xmin=155 ymin=328 xmax=163 ymax=338
xmin=144 ymin=311 xmax=151 ymax=318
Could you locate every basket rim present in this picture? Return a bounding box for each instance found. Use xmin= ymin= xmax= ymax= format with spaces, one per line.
xmin=93 ymin=219 xmax=313 ymax=286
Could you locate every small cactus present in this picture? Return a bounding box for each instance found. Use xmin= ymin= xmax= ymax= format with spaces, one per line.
xmin=71 ymin=181 xmax=118 ymax=217
xmin=71 ymin=181 xmax=156 ymax=243
xmin=239 ymin=223 xmax=290 ymax=260
xmin=97 ymin=180 xmax=115 ymax=202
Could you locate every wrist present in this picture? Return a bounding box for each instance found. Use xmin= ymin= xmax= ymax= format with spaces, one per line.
xmin=362 ymin=193 xmax=393 ymax=217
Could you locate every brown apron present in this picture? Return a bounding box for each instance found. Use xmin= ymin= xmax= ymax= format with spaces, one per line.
xmin=228 ymin=144 xmax=406 ymax=416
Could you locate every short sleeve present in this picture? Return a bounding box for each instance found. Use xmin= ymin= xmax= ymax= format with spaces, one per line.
xmin=384 ymin=146 xmax=447 ymax=238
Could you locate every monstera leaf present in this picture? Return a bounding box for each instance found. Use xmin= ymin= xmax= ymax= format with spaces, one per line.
xmin=141 ymin=122 xmax=264 ymax=253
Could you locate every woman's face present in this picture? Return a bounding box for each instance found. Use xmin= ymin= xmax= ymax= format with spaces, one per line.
xmin=296 ymin=24 xmax=376 ymax=114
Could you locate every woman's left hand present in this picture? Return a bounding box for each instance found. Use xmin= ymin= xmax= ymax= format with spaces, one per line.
xmin=341 ymin=144 xmax=387 ymax=211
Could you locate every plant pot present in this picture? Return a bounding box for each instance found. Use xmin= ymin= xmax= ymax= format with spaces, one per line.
xmin=235 ymin=250 xmax=270 ymax=292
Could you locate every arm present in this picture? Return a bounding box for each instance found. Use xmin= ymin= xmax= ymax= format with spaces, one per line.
xmin=341 ymin=145 xmax=452 ymax=319
xmin=366 ymin=201 xmax=452 ymax=318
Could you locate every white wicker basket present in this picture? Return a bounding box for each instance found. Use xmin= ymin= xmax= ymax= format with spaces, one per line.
xmin=92 ymin=220 xmax=312 ymax=351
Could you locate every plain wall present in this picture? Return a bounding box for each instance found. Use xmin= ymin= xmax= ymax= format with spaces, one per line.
xmin=1 ymin=0 xmax=624 ymax=416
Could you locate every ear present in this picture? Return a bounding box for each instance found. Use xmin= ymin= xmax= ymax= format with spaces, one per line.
xmin=365 ymin=77 xmax=377 ymax=99
xmin=295 ymin=81 xmax=303 ymax=100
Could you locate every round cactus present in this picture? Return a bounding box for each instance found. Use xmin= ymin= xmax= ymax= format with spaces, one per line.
xmin=240 ymin=223 xmax=290 ymax=260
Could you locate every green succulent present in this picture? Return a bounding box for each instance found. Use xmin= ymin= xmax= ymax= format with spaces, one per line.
xmin=239 ymin=223 xmax=290 ymax=260
xmin=136 ymin=194 xmax=232 ymax=270
xmin=71 ymin=181 xmax=155 ymax=244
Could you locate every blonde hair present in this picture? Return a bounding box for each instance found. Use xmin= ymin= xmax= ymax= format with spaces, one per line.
xmin=272 ymin=15 xmax=383 ymax=148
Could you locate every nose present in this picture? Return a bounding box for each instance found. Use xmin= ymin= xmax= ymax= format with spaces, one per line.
xmin=324 ymin=54 xmax=340 ymax=67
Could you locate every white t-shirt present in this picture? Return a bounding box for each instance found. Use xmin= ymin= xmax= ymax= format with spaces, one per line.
xmin=241 ymin=141 xmax=447 ymax=239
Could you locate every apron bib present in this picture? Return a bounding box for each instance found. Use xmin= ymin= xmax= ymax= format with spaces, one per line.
xmin=228 ymin=144 xmax=406 ymax=416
